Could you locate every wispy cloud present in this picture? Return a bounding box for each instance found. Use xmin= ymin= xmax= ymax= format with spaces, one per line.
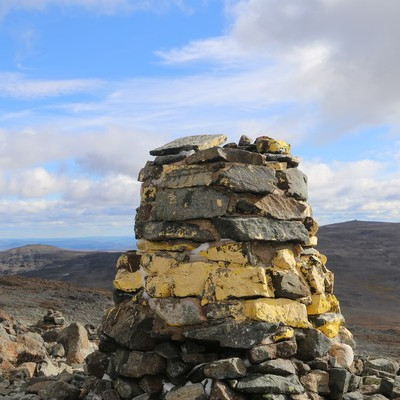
xmin=0 ymin=0 xmax=198 ymax=19
xmin=0 ymin=72 xmax=103 ymax=99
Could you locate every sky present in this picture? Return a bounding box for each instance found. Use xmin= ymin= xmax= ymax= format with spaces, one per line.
xmin=1 ymin=0 xmax=400 ymax=238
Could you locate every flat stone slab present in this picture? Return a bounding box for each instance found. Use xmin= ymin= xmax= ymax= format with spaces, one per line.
xmin=213 ymin=217 xmax=309 ymax=243
xmin=184 ymin=321 xmax=277 ymax=349
xmin=185 ymin=147 xmax=264 ymax=165
xmin=236 ymin=373 xmax=304 ymax=394
xmin=165 ymin=383 xmax=207 ymax=400
xmin=215 ymin=165 xmax=277 ymax=194
xmin=236 ymin=193 xmax=310 ymax=221
xmin=204 ymin=357 xmax=247 ymax=379
xmin=152 ymin=187 xmax=230 ymax=221
xmin=150 ymin=134 xmax=227 ymax=156
xmin=148 ymin=298 xmax=207 ymax=326
xmin=137 ymin=221 xmax=216 ymax=242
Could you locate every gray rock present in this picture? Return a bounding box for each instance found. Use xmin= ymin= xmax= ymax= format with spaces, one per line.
xmin=181 ymin=352 xmax=218 ymax=364
xmin=366 ymin=395 xmax=389 ymax=400
xmin=165 ymin=383 xmax=207 ymax=400
xmin=236 ymin=373 xmax=304 ymax=394
xmin=251 ymin=359 xmax=296 ymax=376
xmin=152 ymin=187 xmax=230 ymax=221
xmin=300 ymin=370 xmax=330 ymax=394
xmin=161 ymin=164 xmax=216 ymax=189
xmin=277 ymin=169 xmax=308 ymax=201
xmin=137 ymin=221 xmax=216 ymax=242
xmin=184 ymin=321 xmax=277 ymax=349
xmin=213 ymin=217 xmax=309 ymax=243
xmin=139 ymin=375 xmax=163 ymax=394
xmin=153 ymin=342 xmax=180 ymax=359
xmin=249 ymin=340 xmax=298 ymax=364
xmin=138 ymin=163 xmax=163 ymax=182
xmin=329 ymin=368 xmax=351 ymax=400
xmin=117 ymin=351 xmax=166 ymax=378
xmin=210 ymin=380 xmax=246 ymax=400
xmin=343 ymin=393 xmax=364 ymax=400
xmin=114 ymin=377 xmax=143 ymax=399
xmin=101 ymin=302 xmax=157 ymax=351
xmin=215 ymin=164 xmax=276 ymax=194
xmin=132 ymin=395 xmax=152 ymax=400
xmin=150 ymin=134 xmax=227 ymax=156
xmin=364 ymin=359 xmax=399 ymax=375
xmin=57 ymin=322 xmax=89 ymax=365
xmin=166 ymin=359 xmax=192 ymax=382
xmin=348 ymin=374 xmax=363 ymax=392
xmin=380 ymin=376 xmax=400 ymax=398
xmin=148 ymin=297 xmax=207 ymax=326
xmin=85 ymin=351 xmax=109 ymax=378
xmin=296 ymin=329 xmax=331 ymax=361
xmin=204 ymin=358 xmax=247 ymax=379
xmin=185 ymin=146 xmax=264 ymax=165
xmin=236 ymin=193 xmax=309 ymax=221
xmin=270 ymin=271 xmax=310 ymax=300
xmin=38 ymin=381 xmax=80 ymax=400
xmin=153 ymin=153 xmax=187 ymax=165
xmin=238 ymin=135 xmax=252 ymax=146
xmin=264 ymin=153 xmax=300 ymax=167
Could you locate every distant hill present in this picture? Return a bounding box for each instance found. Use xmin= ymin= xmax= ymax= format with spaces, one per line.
xmin=0 ymin=236 xmax=134 ymax=251
xmin=0 ymin=244 xmax=122 ymax=289
xmin=0 ymin=221 xmax=399 ymax=356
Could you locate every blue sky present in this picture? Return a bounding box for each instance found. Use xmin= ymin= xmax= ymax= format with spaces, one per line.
xmin=1 ymin=0 xmax=400 ymax=238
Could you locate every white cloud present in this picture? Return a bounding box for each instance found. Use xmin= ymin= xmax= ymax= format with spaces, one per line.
xmin=0 ymin=72 xmax=103 ymax=99
xmin=302 ymin=158 xmax=400 ymax=224
xmin=157 ymin=0 xmax=400 ymax=136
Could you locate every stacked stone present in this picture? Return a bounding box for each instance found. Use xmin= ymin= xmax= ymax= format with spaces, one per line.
xmin=99 ymin=135 xmax=359 ymax=400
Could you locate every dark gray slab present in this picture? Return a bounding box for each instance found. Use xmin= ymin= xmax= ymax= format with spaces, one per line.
xmin=213 ymin=217 xmax=309 ymax=243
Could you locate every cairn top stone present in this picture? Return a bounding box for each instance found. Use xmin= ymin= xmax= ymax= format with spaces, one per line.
xmin=149 ymin=134 xmax=227 ymax=156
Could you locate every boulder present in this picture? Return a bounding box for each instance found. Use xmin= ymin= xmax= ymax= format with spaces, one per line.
xmin=57 ymin=322 xmax=90 ymax=364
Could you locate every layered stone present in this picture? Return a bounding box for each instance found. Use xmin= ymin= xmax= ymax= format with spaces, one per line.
xmin=97 ymin=134 xmax=353 ymax=400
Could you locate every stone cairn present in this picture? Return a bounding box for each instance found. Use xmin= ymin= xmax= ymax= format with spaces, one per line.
xmin=97 ymin=134 xmax=363 ymax=400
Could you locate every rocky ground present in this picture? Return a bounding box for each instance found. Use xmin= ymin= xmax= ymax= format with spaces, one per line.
xmin=1 ymin=299 xmax=400 ymax=400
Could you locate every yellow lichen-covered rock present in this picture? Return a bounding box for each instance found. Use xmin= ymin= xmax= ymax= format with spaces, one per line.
xmin=199 ymin=242 xmax=249 ymax=265
xmin=307 ymin=294 xmax=339 ymax=315
xmin=142 ymin=254 xmax=178 ymax=275
xmin=211 ymin=266 xmax=274 ymax=301
xmin=271 ymin=249 xmax=297 ymax=270
xmin=137 ymin=239 xmax=198 ymax=252
xmin=256 ymin=137 xmax=291 ymax=154
xmin=316 ymin=318 xmax=343 ymax=338
xmin=243 ymin=298 xmax=311 ymax=328
xmin=307 ymin=236 xmax=318 ymax=246
xmin=146 ymin=261 xmax=213 ymax=298
xmin=116 ymin=251 xmax=141 ymax=272
xmin=113 ymin=269 xmax=143 ymax=293
xmin=204 ymin=301 xmax=245 ymax=321
xmin=272 ymin=326 xmax=294 ymax=342
xmin=141 ymin=184 xmax=157 ymax=203
xmin=171 ymin=262 xmax=212 ymax=297
xmin=324 ymin=268 xmax=334 ymax=293
xmin=264 ymin=161 xmax=288 ymax=170
xmin=145 ymin=275 xmax=172 ymax=297
xmin=299 ymin=263 xmax=326 ymax=294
